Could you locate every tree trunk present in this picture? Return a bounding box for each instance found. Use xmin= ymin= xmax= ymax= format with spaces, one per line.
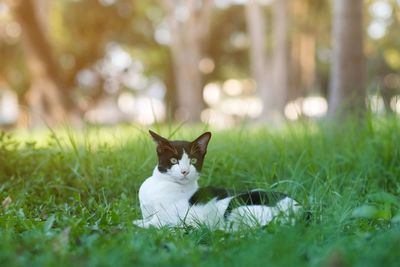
xmin=245 ymin=0 xmax=273 ymax=119
xmin=169 ymin=24 xmax=204 ymax=122
xmin=10 ymin=0 xmax=77 ymax=127
xmin=272 ymin=0 xmax=290 ymax=116
xmin=328 ymin=0 xmax=365 ymax=118
xmin=245 ymin=0 xmax=290 ymax=122
xmin=162 ymin=0 xmax=213 ymax=122
xmin=290 ymin=31 xmax=316 ymax=99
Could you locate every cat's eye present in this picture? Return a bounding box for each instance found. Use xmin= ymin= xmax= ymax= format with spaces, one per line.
xmin=170 ymin=158 xmax=178 ymax=164
xmin=190 ymin=158 xmax=197 ymax=164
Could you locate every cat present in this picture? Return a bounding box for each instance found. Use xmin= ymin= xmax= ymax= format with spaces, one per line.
xmin=133 ymin=130 xmax=301 ymax=231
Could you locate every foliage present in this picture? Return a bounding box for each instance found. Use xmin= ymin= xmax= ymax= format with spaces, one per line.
xmin=1 ymin=118 xmax=400 ymax=266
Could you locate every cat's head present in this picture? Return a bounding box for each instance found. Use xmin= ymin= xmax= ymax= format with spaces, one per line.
xmin=149 ymin=130 xmax=212 ymax=184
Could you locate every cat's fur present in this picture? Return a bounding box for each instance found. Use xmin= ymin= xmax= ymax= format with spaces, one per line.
xmin=133 ymin=131 xmax=301 ymax=230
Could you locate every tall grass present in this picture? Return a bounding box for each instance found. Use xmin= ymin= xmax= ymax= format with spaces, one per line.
xmin=0 ymin=118 xmax=399 ymax=267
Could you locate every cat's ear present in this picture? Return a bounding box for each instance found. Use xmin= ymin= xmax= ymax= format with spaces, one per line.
xmin=191 ymin=132 xmax=211 ymax=155
xmin=149 ymin=130 xmax=175 ymax=153
xmin=149 ymin=130 xmax=167 ymax=143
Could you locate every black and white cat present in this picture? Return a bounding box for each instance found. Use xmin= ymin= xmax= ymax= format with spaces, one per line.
xmin=133 ymin=131 xmax=301 ymax=230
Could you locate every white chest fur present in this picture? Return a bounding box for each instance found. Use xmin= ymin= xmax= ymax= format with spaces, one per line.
xmin=139 ymin=170 xmax=197 ymax=206
xmin=135 ymin=168 xmax=198 ymax=227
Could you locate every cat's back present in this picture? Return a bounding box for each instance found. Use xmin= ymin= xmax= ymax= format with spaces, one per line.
xmin=189 ymin=186 xmax=232 ymax=205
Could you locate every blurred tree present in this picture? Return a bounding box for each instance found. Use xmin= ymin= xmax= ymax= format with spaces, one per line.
xmin=271 ymin=0 xmax=290 ymax=117
xmin=328 ymin=0 xmax=365 ymax=118
xmin=245 ymin=0 xmax=271 ymax=119
xmin=53 ymin=0 xmax=134 ymax=114
xmin=290 ymin=0 xmax=331 ymax=100
xmin=365 ymin=0 xmax=400 ymax=112
xmin=5 ymin=0 xmax=173 ymax=126
xmin=9 ymin=0 xmax=78 ymax=127
xmin=161 ymin=0 xmax=213 ymax=122
xmin=1 ymin=0 xmax=398 ymax=127
xmin=245 ymin=0 xmax=290 ymax=122
xmin=0 ymin=27 xmax=30 ymax=115
xmin=207 ymin=5 xmax=248 ymax=81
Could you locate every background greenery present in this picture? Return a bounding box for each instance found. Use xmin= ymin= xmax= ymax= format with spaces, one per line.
xmin=1 ymin=0 xmax=400 ymax=127
xmin=1 ymin=117 xmax=399 ymax=267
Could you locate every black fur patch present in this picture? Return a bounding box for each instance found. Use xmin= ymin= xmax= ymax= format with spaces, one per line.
xmin=189 ymin=186 xmax=232 ymax=205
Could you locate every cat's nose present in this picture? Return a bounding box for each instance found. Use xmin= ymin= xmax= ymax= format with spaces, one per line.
xmin=181 ymin=170 xmax=189 ymax=176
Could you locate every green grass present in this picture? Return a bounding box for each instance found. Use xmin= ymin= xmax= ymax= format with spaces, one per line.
xmin=1 ymin=118 xmax=400 ymax=267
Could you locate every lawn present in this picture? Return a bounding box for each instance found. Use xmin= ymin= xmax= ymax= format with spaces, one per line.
xmin=1 ymin=118 xmax=400 ymax=267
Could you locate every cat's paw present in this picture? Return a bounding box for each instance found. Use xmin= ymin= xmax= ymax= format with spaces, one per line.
xmin=133 ymin=218 xmax=169 ymax=229
xmin=132 ymin=219 xmax=146 ymax=227
xmin=133 ymin=218 xmax=158 ymax=228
